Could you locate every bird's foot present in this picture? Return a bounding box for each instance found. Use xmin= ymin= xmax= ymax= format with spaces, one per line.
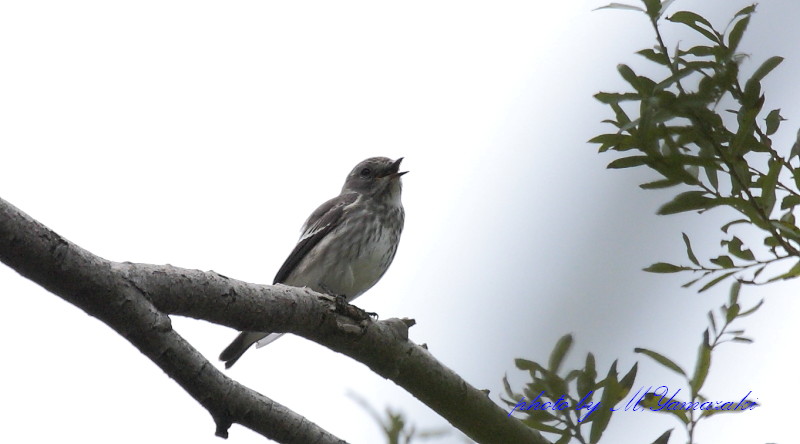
xmin=331 ymin=294 xmax=375 ymax=323
xmin=333 ymin=293 xmax=348 ymax=312
xmin=318 ymin=285 xmax=377 ymax=323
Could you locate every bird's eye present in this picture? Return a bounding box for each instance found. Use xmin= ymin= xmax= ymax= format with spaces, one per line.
xmin=360 ymin=167 xmax=372 ymax=178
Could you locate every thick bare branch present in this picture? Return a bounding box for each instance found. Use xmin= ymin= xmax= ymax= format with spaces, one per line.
xmin=0 ymin=197 xmax=346 ymax=443
xmin=0 ymin=196 xmax=547 ymax=444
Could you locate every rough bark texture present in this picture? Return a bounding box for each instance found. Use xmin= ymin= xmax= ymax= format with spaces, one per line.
xmin=0 ymin=196 xmax=547 ymax=444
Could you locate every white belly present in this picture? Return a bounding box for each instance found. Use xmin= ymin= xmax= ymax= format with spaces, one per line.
xmin=283 ymin=217 xmax=400 ymax=301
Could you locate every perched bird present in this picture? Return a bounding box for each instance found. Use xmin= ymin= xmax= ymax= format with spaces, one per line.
xmin=219 ymin=156 xmax=407 ymax=368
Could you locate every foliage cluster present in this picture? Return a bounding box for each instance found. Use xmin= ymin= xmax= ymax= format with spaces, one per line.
xmin=506 ymin=1 xmax=793 ymax=443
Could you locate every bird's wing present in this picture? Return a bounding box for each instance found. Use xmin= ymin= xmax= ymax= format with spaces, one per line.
xmin=273 ymin=192 xmax=359 ymax=284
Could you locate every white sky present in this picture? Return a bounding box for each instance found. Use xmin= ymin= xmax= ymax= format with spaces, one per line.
xmin=2 ymin=1 xmax=799 ymax=443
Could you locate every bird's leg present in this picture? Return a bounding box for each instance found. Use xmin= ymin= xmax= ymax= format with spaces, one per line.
xmin=337 ymin=300 xmax=378 ymax=322
xmin=333 ymin=293 xmax=349 ymax=314
xmin=319 ymin=285 xmax=377 ymax=322
xmin=342 ymin=303 xmax=377 ymax=322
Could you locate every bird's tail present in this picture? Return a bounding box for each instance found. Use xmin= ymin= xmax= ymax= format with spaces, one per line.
xmin=255 ymin=332 xmax=285 ymax=348
xmin=219 ymin=331 xmax=270 ymax=368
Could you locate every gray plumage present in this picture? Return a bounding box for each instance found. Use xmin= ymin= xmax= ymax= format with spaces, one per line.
xmin=219 ymin=157 xmax=406 ymax=368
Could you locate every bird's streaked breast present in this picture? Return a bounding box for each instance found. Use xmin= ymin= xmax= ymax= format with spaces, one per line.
xmin=284 ymin=197 xmax=404 ymax=301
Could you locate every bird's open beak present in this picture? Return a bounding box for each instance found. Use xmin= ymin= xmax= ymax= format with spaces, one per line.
xmin=385 ymin=157 xmax=408 ymax=180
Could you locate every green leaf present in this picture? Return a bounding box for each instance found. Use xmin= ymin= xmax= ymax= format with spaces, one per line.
xmin=674 ymin=155 xmax=720 ymax=169
xmin=642 ymin=0 xmax=661 ymax=19
xmin=589 ymin=133 xmax=632 ymax=152
xmin=729 ymin=280 xmax=742 ymax=306
xmin=726 ymin=237 xmax=755 ymax=261
xmin=707 ymin=310 xmax=717 ymax=335
xmin=610 ymin=102 xmax=632 ymax=129
xmin=635 ymin=348 xmax=686 ymax=377
xmin=594 ymin=92 xmax=640 ymax=104
xmin=760 ymin=159 xmax=781 ymax=216
xmin=617 ymin=64 xmax=643 ymax=92
xmin=638 ymin=393 xmax=689 ymax=424
xmin=617 ymin=363 xmax=639 ymax=403
xmin=522 ymin=406 xmax=558 ymax=423
xmin=704 ymin=162 xmax=719 ymax=192
xmin=781 ymin=210 xmax=796 ymax=226
xmin=639 ymin=179 xmax=681 ymax=190
xmin=738 ymin=298 xmax=764 ymax=318
xmin=733 ymin=4 xmax=757 ymax=19
xmin=681 ymin=274 xmax=706 ymax=288
xmin=654 ymin=66 xmax=696 ymax=91
xmin=731 ymin=336 xmax=753 ymax=344
xmin=564 ymin=369 xmax=582 ymax=382
xmin=723 ymin=197 xmax=766 ymax=229
xmin=545 ymin=371 xmax=569 ymax=398
xmin=578 ymin=353 xmax=597 ymax=400
xmin=765 ymin=260 xmax=800 ymax=282
xmin=690 ymin=330 xmax=712 ymax=396
xmin=746 ymin=56 xmax=784 ymax=88
xmin=548 ymin=334 xmax=574 ymax=373
xmin=650 ymin=429 xmax=674 ymax=444
xmin=636 ymin=392 xmax=662 ymax=411
xmin=637 ymin=48 xmax=670 ymax=65
xmin=726 ymin=303 xmax=740 ymax=323
xmin=710 ymin=255 xmax=734 ymax=268
xmin=699 ymin=271 xmax=737 ymax=292
xmin=721 ymin=219 xmax=749 ymax=233
xmin=682 ymin=233 xmax=700 ymax=266
xmin=680 ymin=45 xmax=716 ymax=57
xmin=741 ymin=78 xmax=763 ymax=110
xmin=782 ymin=195 xmax=800 ymax=210
xmin=657 ymin=191 xmax=715 ymax=215
xmin=640 ymin=178 xmax=682 ymax=189
xmin=765 ymin=108 xmax=783 ymax=135
xmin=668 ymin=11 xmax=721 ymax=43
xmin=502 ymin=374 xmax=520 ymax=400
xmin=587 ymin=133 xmax=624 ymax=145
xmin=594 ymin=3 xmax=645 ymax=13
xmin=771 ymin=220 xmax=800 ymax=243
xmin=791 ymin=128 xmax=800 ymax=160
xmin=764 ymin=235 xmax=780 ymax=248
xmin=526 ymin=380 xmax=549 ymax=401
xmin=644 ymin=262 xmax=690 ymax=273
xmin=515 ymin=358 xmax=545 ymax=374
xmin=607 ymin=156 xmax=649 ymax=169
xmin=590 ymin=361 xmax=618 ymax=443
xmin=726 ymin=14 xmax=750 ymax=53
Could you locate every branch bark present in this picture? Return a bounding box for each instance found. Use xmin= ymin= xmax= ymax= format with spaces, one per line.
xmin=0 ymin=196 xmax=547 ymax=444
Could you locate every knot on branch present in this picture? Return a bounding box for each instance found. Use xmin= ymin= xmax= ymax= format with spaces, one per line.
xmin=378 ymin=317 xmax=415 ymax=342
xmin=213 ymin=413 xmax=233 ymax=439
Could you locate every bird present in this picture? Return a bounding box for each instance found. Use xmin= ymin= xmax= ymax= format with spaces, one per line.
xmin=219 ymin=156 xmax=407 ymax=368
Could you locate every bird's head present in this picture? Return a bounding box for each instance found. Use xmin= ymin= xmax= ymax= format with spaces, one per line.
xmin=342 ymin=157 xmax=407 ymax=200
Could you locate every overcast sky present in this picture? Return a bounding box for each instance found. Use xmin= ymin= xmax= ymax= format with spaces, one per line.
xmin=2 ymin=1 xmax=799 ymax=443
